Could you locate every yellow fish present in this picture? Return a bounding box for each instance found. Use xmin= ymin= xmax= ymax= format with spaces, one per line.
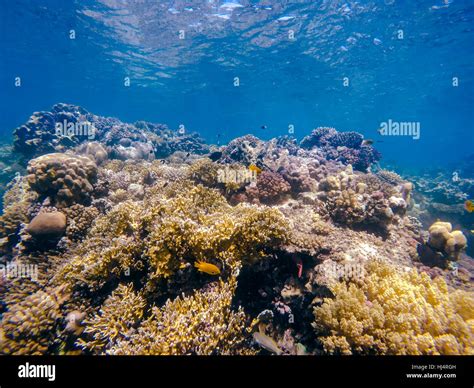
xmin=248 ymin=164 xmax=262 ymax=174
xmin=465 ymin=200 xmax=474 ymax=213
xmin=194 ymin=260 xmax=221 ymax=275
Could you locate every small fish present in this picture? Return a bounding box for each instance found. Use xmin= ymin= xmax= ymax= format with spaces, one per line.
xmin=185 ymin=152 xmax=190 ymax=158
xmin=248 ymin=164 xmax=262 ymax=174
xmin=163 ymin=182 xmax=169 ymax=188
xmin=465 ymin=200 xmax=474 ymax=213
xmin=361 ymin=139 xmax=374 ymax=146
xmin=470 ymin=230 xmax=474 ymax=234
xmin=194 ymin=260 xmax=221 ymax=275
xmin=253 ymin=332 xmax=282 ymax=355
xmin=261 ymin=125 xmax=267 ymax=129
xmin=296 ymin=259 xmax=303 ymax=278
xmin=208 ymin=151 xmax=222 ymax=162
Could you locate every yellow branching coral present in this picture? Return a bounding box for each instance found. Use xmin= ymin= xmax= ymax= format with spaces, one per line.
xmin=313 ymin=261 xmax=474 ymax=355
xmin=108 ymin=277 xmax=254 ymax=355
xmin=53 ymin=201 xmax=146 ymax=291
xmin=55 ymin=185 xmax=289 ymax=292
xmin=77 ymin=284 xmax=146 ymax=354
xmin=0 ymin=286 xmax=69 ymax=355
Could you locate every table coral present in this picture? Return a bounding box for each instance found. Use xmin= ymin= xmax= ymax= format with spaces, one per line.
xmin=313 ymin=261 xmax=474 ymax=355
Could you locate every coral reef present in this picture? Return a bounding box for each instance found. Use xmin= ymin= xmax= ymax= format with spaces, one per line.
xmin=300 ymin=127 xmax=381 ymax=171
xmin=13 ymin=103 xmax=208 ymax=160
xmin=313 ymin=261 xmax=474 ymax=355
xmin=0 ymin=104 xmax=472 ymax=356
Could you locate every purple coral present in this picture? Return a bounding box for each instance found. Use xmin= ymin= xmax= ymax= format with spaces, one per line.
xmin=300 ymin=127 xmax=380 ymax=171
xmin=246 ymin=171 xmax=291 ymax=205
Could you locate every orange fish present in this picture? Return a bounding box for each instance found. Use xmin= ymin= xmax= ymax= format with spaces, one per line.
xmin=248 ymin=164 xmax=262 ymax=174
xmin=465 ymin=200 xmax=474 ymax=213
xmin=194 ymin=260 xmax=221 ymax=275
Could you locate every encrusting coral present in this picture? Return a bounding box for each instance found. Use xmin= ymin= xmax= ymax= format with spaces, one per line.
xmin=313 ymin=261 xmax=474 ymax=355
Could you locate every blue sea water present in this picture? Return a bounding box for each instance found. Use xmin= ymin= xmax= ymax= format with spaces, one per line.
xmin=0 ymin=0 xmax=473 ymax=169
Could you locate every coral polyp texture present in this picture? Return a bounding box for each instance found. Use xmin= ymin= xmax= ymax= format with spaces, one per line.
xmin=313 ymin=261 xmax=474 ymax=355
xmin=0 ymin=105 xmax=472 ymax=355
xmin=26 ymin=153 xmax=98 ymax=207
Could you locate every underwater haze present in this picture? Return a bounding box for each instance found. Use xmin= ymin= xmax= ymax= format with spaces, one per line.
xmin=1 ymin=0 xmax=474 ymax=167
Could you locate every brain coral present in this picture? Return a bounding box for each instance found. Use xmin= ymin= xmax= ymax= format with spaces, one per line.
xmin=26 ymin=153 xmax=98 ymax=207
xmin=313 ymin=261 xmax=474 ymax=355
xmin=26 ymin=211 xmax=67 ymax=239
